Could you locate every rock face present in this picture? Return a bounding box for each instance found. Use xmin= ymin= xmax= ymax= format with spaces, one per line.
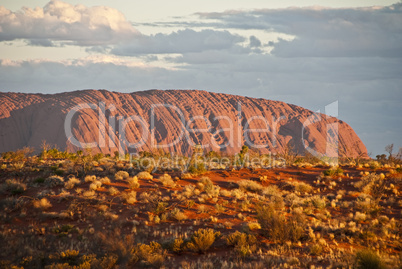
xmin=0 ymin=89 xmax=367 ymax=157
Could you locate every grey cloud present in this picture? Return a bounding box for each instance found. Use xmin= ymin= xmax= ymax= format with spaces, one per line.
xmin=0 ymin=1 xmax=138 ymax=46
xmin=196 ymin=4 xmax=402 ymax=57
xmin=111 ymin=29 xmax=245 ymax=55
xmin=249 ymin=36 xmax=261 ymax=48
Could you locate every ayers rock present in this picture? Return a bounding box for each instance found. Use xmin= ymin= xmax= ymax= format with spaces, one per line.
xmin=0 ymin=89 xmax=367 ymax=157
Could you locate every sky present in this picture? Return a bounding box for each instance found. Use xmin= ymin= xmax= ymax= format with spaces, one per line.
xmin=0 ymin=0 xmax=401 ymax=156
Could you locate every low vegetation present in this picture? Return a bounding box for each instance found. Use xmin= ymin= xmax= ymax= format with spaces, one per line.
xmin=0 ymin=146 xmax=401 ymax=268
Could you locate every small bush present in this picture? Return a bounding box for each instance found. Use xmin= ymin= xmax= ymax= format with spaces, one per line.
xmin=323 ymin=167 xmax=343 ymax=177
xmin=122 ymin=191 xmax=137 ymax=204
xmin=33 ymin=198 xmax=52 ymax=210
xmin=158 ymin=174 xmax=176 ymax=188
xmin=256 ymin=205 xmax=305 ymax=243
xmin=188 ymin=162 xmax=207 ymax=175
xmin=89 ymin=180 xmax=102 ymax=191
xmin=108 ymin=187 xmax=119 ymax=195
xmin=100 ymin=177 xmax=111 ymax=184
xmin=1 ymin=179 xmax=26 ymax=195
xmin=64 ymin=177 xmax=80 ymax=189
xmin=84 ymin=175 xmax=96 ymax=183
xmin=225 ymin=231 xmax=257 ymax=258
xmin=354 ymin=249 xmax=386 ymax=269
xmin=131 ymin=242 xmax=165 ymax=268
xmin=187 ymin=228 xmax=221 ymax=253
xmin=171 ymin=238 xmax=185 ymax=254
xmin=127 ymin=177 xmax=140 ymax=189
xmin=115 ymin=171 xmax=129 ymax=180
xmin=293 ymin=182 xmax=313 ymax=193
xmin=170 ymin=208 xmax=188 ymax=221
xmin=136 ymin=171 xmax=153 ymax=180
xmin=45 ymin=175 xmax=64 ymax=187
xmin=238 ymin=180 xmax=263 ymax=193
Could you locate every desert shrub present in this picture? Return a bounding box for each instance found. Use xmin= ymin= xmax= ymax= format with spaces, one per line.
xmin=131 ymin=242 xmax=165 ymax=268
xmin=158 ymin=174 xmax=175 ymax=188
xmin=309 ymin=195 xmax=327 ymax=209
xmin=100 ymin=177 xmax=111 ymax=184
xmin=323 ymin=167 xmax=343 ymax=177
xmin=183 ymin=185 xmax=196 ymax=198
xmin=89 ymin=180 xmax=102 ymax=191
xmin=153 ymin=202 xmax=168 ymax=215
xmin=51 ymin=250 xmax=80 ymax=265
xmin=33 ymin=198 xmax=52 ymax=210
xmin=200 ymin=176 xmax=213 ymax=190
xmin=256 ymin=205 xmax=305 ymax=243
xmin=181 ymin=173 xmax=193 ymax=179
xmin=293 ymin=181 xmax=313 ymax=193
xmin=355 ymin=173 xmax=386 ymax=201
xmin=136 ymin=171 xmax=153 ymax=180
xmin=122 ymin=191 xmax=137 ymax=204
xmin=1 ymin=179 xmax=26 ymax=195
xmin=170 ymin=208 xmax=188 ymax=221
xmin=188 ymin=162 xmax=207 ymax=175
xmin=238 ymin=180 xmax=263 ymax=193
xmin=127 ymin=177 xmax=140 ymax=189
xmin=309 ymin=244 xmax=323 ymax=256
xmin=262 ymin=185 xmax=281 ymax=197
xmin=171 ymin=238 xmax=185 ymax=254
xmin=45 ymin=175 xmax=64 ymax=187
xmin=83 ymin=190 xmax=96 ymax=197
xmin=354 ymin=249 xmax=386 ymax=269
xmin=84 ymin=175 xmax=96 ymax=183
xmin=64 ymin=177 xmax=80 ymax=189
xmin=187 ymin=228 xmax=221 ymax=253
xmin=115 ymin=171 xmax=129 ymax=180
xmin=225 ymin=231 xmax=257 ymax=258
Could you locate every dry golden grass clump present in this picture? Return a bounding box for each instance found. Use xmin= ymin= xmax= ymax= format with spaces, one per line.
xmin=33 ymin=198 xmax=52 ymax=210
xmin=45 ymin=175 xmax=64 ymax=187
xmin=64 ymin=176 xmax=80 ymax=189
xmin=158 ymin=174 xmax=176 ymax=188
xmin=136 ymin=171 xmax=153 ymax=180
xmin=115 ymin=170 xmax=129 ymax=180
xmin=122 ymin=191 xmax=137 ymax=204
xmin=89 ymin=180 xmax=102 ymax=191
xmin=84 ymin=175 xmax=96 ymax=182
xmin=127 ymin=176 xmax=140 ymax=189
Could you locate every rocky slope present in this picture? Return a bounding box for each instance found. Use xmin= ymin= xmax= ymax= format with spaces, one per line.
xmin=0 ymin=89 xmax=367 ymax=157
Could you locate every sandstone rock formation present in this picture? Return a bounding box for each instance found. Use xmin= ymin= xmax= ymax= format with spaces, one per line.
xmin=0 ymin=89 xmax=367 ymax=157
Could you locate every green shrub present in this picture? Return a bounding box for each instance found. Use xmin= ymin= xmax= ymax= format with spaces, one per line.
xmin=354 ymin=249 xmax=386 ymax=269
xmin=187 ymin=228 xmax=221 ymax=253
xmin=323 ymin=167 xmax=343 ymax=177
xmin=188 ymin=162 xmax=207 ymax=175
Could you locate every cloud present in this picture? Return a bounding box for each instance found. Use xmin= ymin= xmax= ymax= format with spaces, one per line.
xmin=0 ymin=0 xmax=138 ymax=46
xmin=111 ymin=29 xmax=245 ymax=55
xmin=196 ymin=3 xmax=402 ymax=57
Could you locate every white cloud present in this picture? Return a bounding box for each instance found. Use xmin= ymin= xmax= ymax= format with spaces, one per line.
xmin=0 ymin=0 xmax=138 ymax=46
